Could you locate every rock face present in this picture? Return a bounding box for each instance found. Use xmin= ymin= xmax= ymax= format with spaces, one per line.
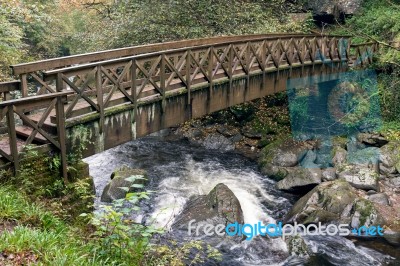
xmin=101 ymin=167 xmax=147 ymax=203
xmin=173 ymin=183 xmax=244 ymax=230
xmin=284 ymin=179 xmax=383 ymax=227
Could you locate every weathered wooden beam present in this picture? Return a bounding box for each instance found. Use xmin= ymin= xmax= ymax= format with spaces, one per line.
xmin=0 ymin=81 xmax=20 ymax=93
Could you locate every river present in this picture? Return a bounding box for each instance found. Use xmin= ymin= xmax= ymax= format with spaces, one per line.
xmin=84 ymin=136 xmax=399 ymax=266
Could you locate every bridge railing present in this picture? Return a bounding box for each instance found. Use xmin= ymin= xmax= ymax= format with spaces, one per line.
xmin=0 ymin=81 xmax=20 ymax=101
xmin=0 ymin=91 xmax=72 ymax=180
xmin=349 ymin=42 xmax=379 ymax=66
xmin=11 ymin=33 xmax=329 ymax=98
xmin=30 ymin=35 xmax=351 ymax=127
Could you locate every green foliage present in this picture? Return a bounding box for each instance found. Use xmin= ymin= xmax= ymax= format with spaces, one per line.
xmin=378 ymin=69 xmax=400 ymax=122
xmin=85 ymin=175 xmax=161 ymax=264
xmin=14 ymin=145 xmax=63 ymax=198
xmin=0 ymin=185 xmax=62 ymax=230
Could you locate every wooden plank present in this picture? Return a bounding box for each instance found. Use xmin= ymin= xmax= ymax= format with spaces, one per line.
xmin=15 ymin=125 xmax=49 ymax=144
xmin=0 ymin=91 xmax=71 ymax=107
xmin=0 ymin=81 xmax=20 ymax=93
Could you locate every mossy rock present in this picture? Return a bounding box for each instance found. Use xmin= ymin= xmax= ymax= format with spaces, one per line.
xmin=258 ymin=138 xmax=312 ymax=169
xmin=101 ymin=166 xmax=148 ymax=203
xmin=284 ymin=179 xmax=382 ymax=227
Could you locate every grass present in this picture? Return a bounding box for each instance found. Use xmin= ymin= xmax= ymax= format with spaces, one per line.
xmin=0 ymin=185 xmax=103 ymax=265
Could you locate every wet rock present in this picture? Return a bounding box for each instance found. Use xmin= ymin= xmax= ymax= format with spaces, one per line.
xmin=356 ymin=133 xmax=388 ymax=147
xmin=300 ymin=150 xmax=320 ymax=168
xmin=347 ymin=137 xmax=366 ymax=153
xmin=260 ymin=163 xmax=289 ymax=181
xmin=332 ymin=147 xmax=347 ymax=166
xmin=216 ymin=126 xmax=239 ymax=137
xmin=383 ymin=230 xmax=400 ymax=246
xmin=379 ymin=142 xmax=400 ymax=175
xmin=284 ymin=179 xmax=383 ymax=227
xmin=336 ymin=164 xmax=379 ymax=191
xmin=201 ymin=133 xmax=234 ymax=151
xmin=276 ymin=168 xmax=322 ymax=193
xmin=241 ymin=128 xmax=262 ymax=139
xmin=230 ymin=133 xmax=243 ymax=143
xmin=368 ymin=193 xmax=390 ymax=206
xmin=322 ymin=168 xmax=336 ymax=181
xmin=285 ymin=235 xmax=311 ymax=257
xmin=302 ymin=0 xmax=363 ymax=16
xmin=347 ymin=147 xmax=380 ymax=165
xmin=390 ymin=177 xmax=400 ymax=187
xmin=101 ymin=167 xmax=147 ymax=203
xmin=173 ymin=183 xmax=244 ymax=231
xmin=259 ymin=138 xmax=313 ymax=169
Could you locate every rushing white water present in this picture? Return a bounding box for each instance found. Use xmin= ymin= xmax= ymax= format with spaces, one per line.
xmin=149 ymin=155 xmax=285 ymax=229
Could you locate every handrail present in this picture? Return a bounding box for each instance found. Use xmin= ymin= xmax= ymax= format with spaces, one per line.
xmin=11 ymin=33 xmax=349 ymax=75
xmin=43 ymin=34 xmax=350 ymax=76
xmin=0 ymin=81 xmax=20 ymax=93
xmin=0 ymin=91 xmax=72 ymax=107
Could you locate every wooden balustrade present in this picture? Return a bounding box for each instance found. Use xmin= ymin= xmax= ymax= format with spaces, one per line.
xmin=0 ymin=91 xmax=72 ymax=180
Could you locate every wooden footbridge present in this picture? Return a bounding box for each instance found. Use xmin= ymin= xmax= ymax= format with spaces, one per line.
xmin=0 ymin=33 xmax=377 ymax=180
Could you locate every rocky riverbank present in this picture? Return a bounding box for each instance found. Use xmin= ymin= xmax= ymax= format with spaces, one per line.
xmin=164 ymin=94 xmax=400 ymax=247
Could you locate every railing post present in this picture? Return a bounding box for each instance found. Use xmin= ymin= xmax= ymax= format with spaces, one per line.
xmin=261 ymin=40 xmax=266 ymax=90
xmin=96 ymin=65 xmax=104 ymax=134
xmin=246 ymin=42 xmax=251 ymax=92
xmin=131 ymin=59 xmax=138 ymax=139
xmin=160 ymin=54 xmax=167 ymax=129
xmin=131 ymin=59 xmax=137 ymax=137
xmin=160 ymin=54 xmax=166 ymax=114
xmin=55 ymin=74 xmax=68 ymax=182
xmin=20 ymin=74 xmax=28 ymax=97
xmin=226 ymin=44 xmax=234 ymax=106
xmin=208 ymin=46 xmax=214 ymax=112
xmin=6 ymin=105 xmax=19 ymax=174
xmin=186 ymin=49 xmax=192 ymax=120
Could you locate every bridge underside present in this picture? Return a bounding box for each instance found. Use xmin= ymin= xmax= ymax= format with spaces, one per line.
xmin=70 ymin=61 xmax=348 ymax=158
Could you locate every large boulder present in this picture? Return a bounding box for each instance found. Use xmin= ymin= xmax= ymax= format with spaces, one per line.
xmin=356 ymin=132 xmax=388 ymax=147
xmin=276 ymin=167 xmax=322 ymax=193
xmin=173 ymin=183 xmax=244 ymax=230
xmin=201 ymin=133 xmax=235 ymax=151
xmin=302 ymin=0 xmax=363 ymax=16
xmin=284 ymin=179 xmax=383 ymax=227
xmin=101 ymin=167 xmax=147 ymax=203
xmin=379 ymin=141 xmax=400 ymax=176
xmin=259 ymin=138 xmax=314 ymax=180
xmin=336 ymin=164 xmax=379 ymax=191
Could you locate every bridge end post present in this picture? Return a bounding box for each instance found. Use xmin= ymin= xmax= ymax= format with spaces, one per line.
xmin=56 ymin=73 xmax=68 ymax=183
